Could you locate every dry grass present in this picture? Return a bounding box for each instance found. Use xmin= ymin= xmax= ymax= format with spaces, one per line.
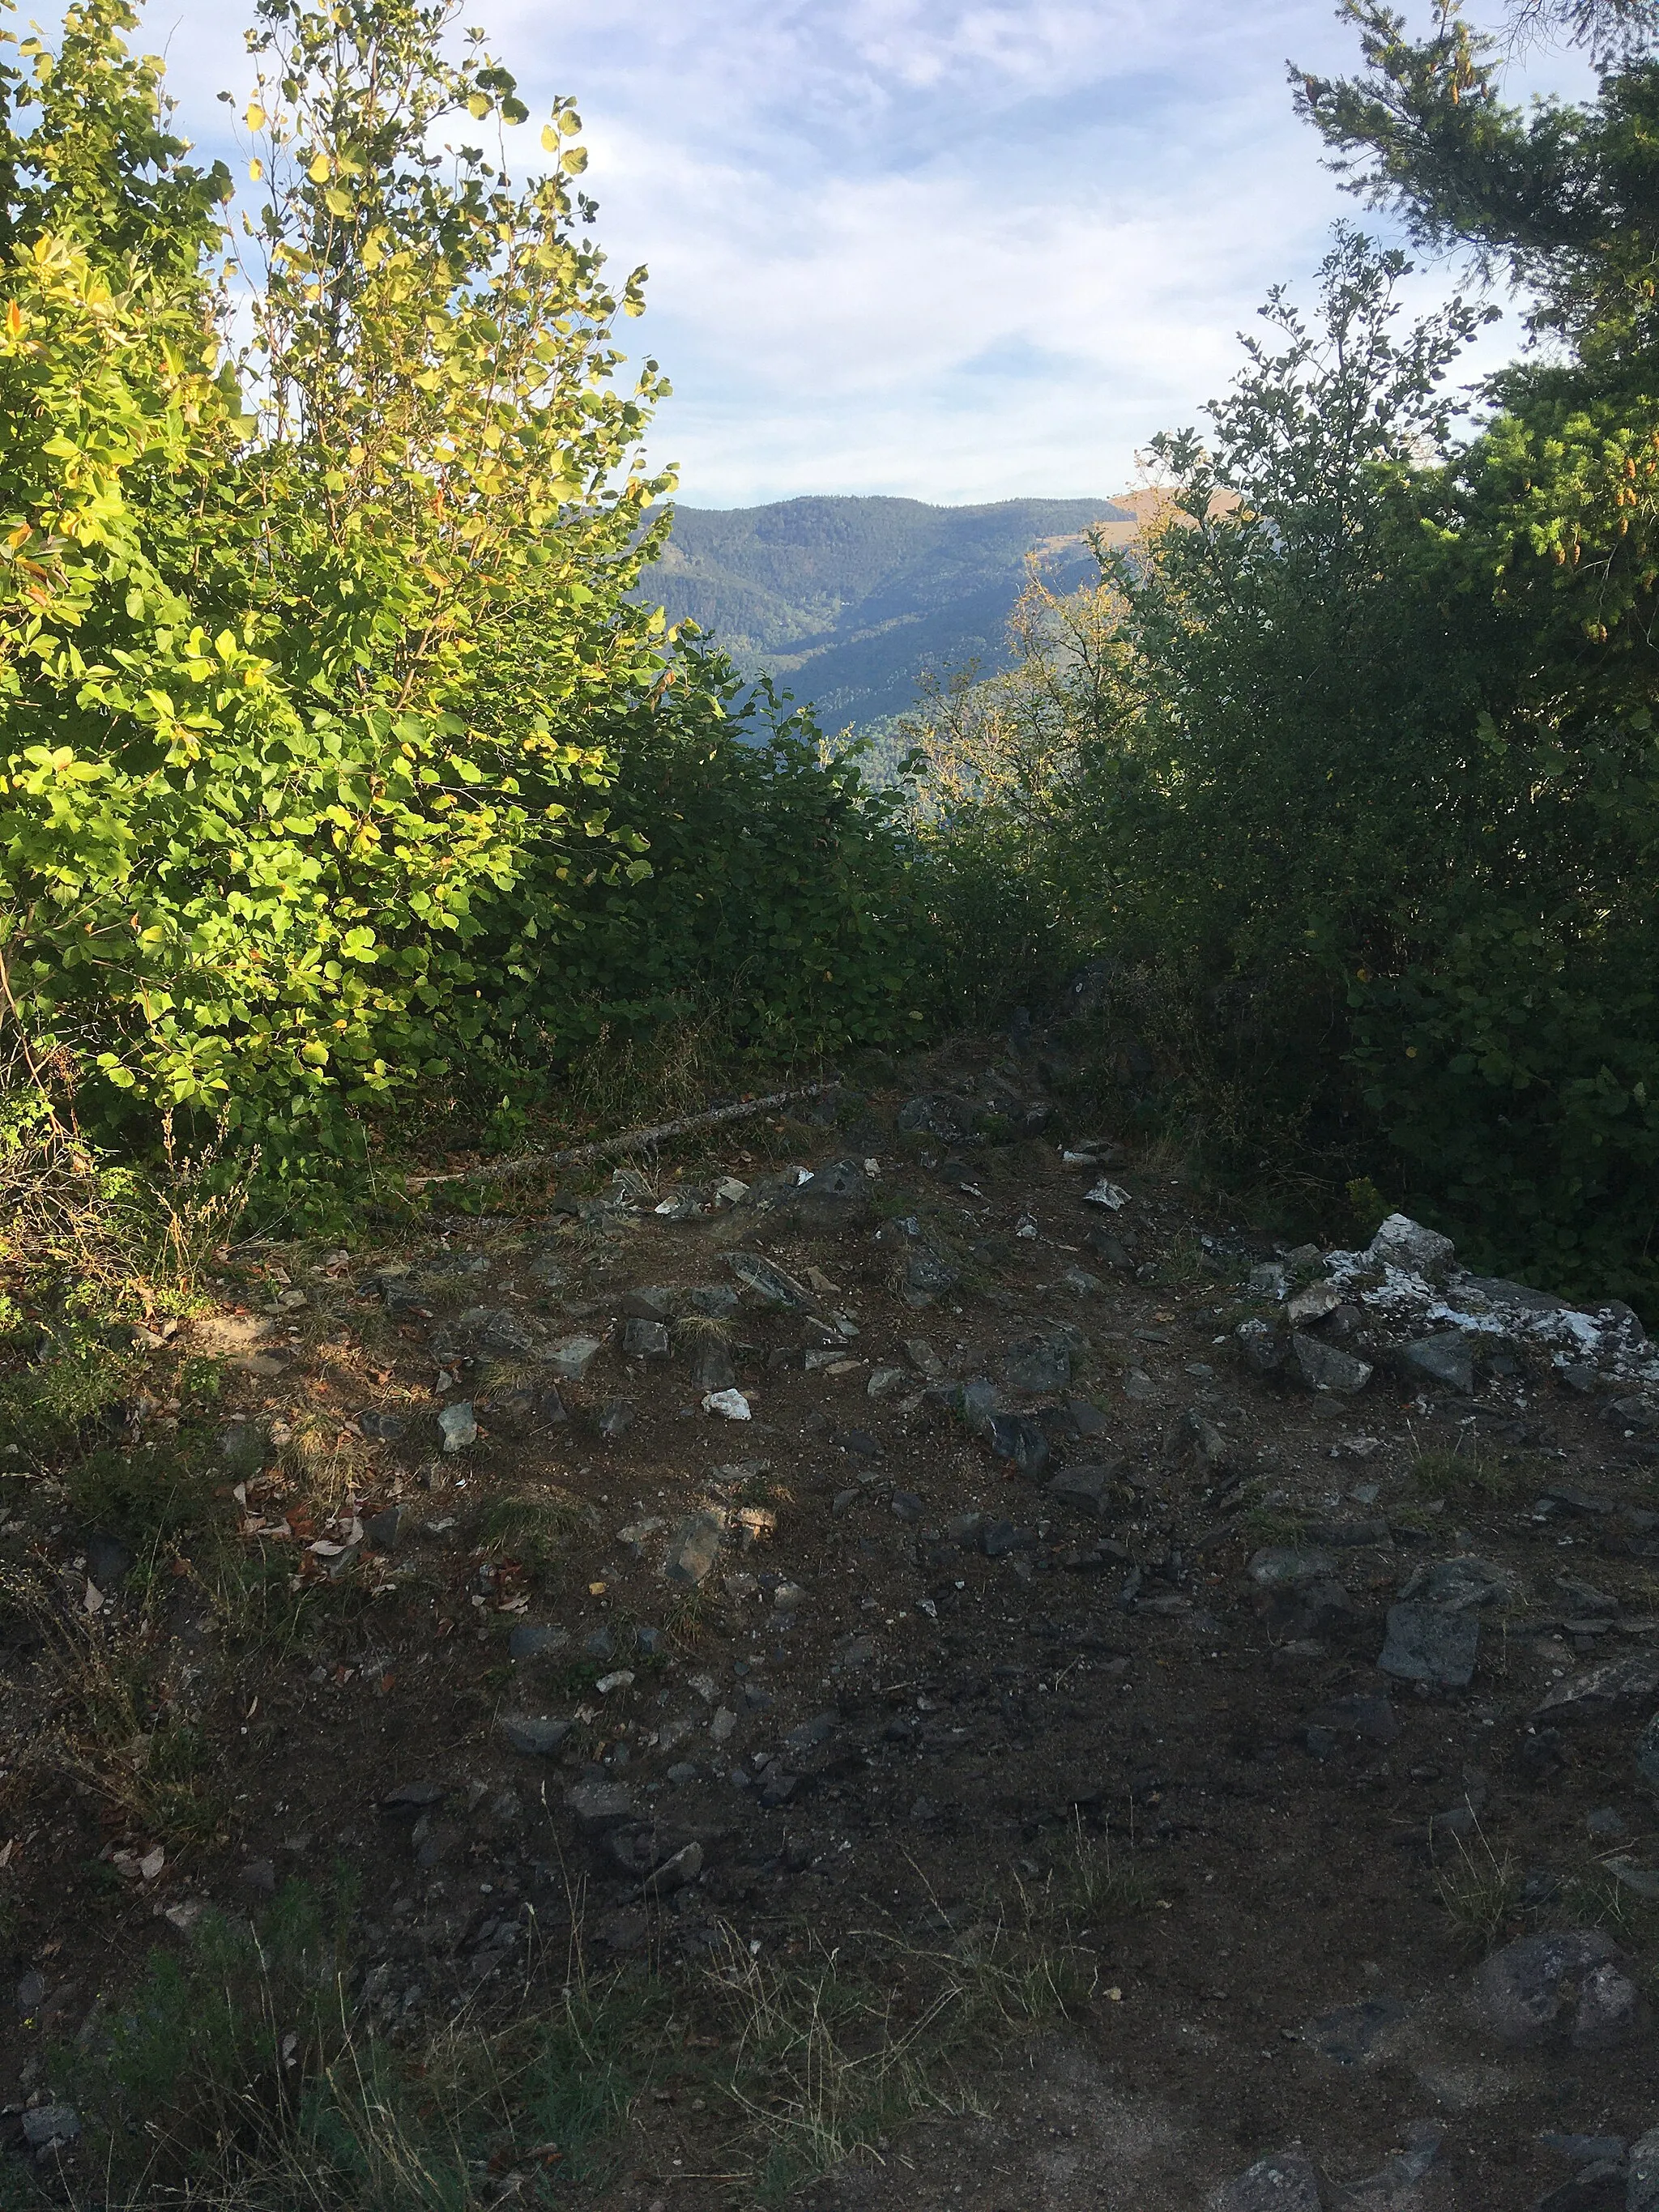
xmin=1434 ymin=1826 xmax=1525 ymax=1954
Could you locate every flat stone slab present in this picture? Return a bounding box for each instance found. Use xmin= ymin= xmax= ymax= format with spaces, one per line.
xmin=1379 ymin=1600 xmax=1479 ymax=1687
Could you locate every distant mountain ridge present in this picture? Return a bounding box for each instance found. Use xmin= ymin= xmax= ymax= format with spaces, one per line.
xmin=641 ymin=493 xmax=1137 ymax=731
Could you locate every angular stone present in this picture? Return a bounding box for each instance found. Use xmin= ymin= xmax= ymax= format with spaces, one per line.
xmin=903 ymin=1251 xmax=959 ymax=1305
xmin=508 ymin=1622 xmax=568 ymax=1662
xmin=1301 ymin=1993 xmax=1408 ymax=2063
xmin=1003 ymin=1334 xmax=1072 ymax=1395
xmin=986 ymin=1412 xmax=1051 ymax=1478
xmin=437 ymin=1400 xmax=478 ymax=1453
xmin=796 ymin=1158 xmax=872 ymax=1229
xmin=1209 ymin=2148 xmax=1322 ymax=2212
xmin=686 ymin=1286 xmax=740 ymax=1319
xmin=620 ymin=1287 xmax=678 ymax=1321
xmin=1533 ymin=1654 xmax=1659 ymax=1723
xmin=1400 ymin=1331 xmax=1477 ymax=1394
xmin=381 ymin=1779 xmax=446 ymax=1813
xmin=1235 ymin=1317 xmax=1288 ymax=1376
xmin=1473 ymin=1929 xmax=1636 ymax=2048
xmin=1636 ymin=1711 xmax=1659 ymax=1788
xmin=1247 ymin=1262 xmax=1290 ymax=1299
xmin=1529 ymin=2163 xmax=1631 ymax=2212
xmin=1400 ymin=1555 xmax=1514 ymax=1611
xmin=621 ymin=1317 xmax=671 ymax=1360
xmin=365 ymin=1503 xmax=407 ymax=1552
xmin=691 ymin=1340 xmax=737 ymax=1393
xmin=458 ymin=1306 xmax=537 ymax=1357
xmin=21 ymin=2106 xmax=79 ymax=2154
xmin=663 ymin=1511 xmax=724 ymax=1586
xmin=1630 ymin=2125 xmax=1659 ymax=2212
xmin=727 ymin=1251 xmax=817 ymax=1310
xmin=564 ymin=1782 xmax=637 ymax=1835
xmin=1045 ymin=1461 xmax=1121 ymax=1516
xmin=501 ymin=1714 xmax=569 ymax=1757
xmin=1380 ymin=1601 xmax=1479 ymax=1688
xmin=1291 ymin=1332 xmax=1373 ymax=1394
xmin=356 ymin=1410 xmax=407 ymax=1443
xmin=546 ymin=1336 xmax=604 ymax=1382
xmin=1367 ymin=1213 xmax=1455 ymax=1277
xmin=1307 ymin=1694 xmax=1399 ymax=1745
xmin=1247 ymin=1547 xmax=1340 ymax=1588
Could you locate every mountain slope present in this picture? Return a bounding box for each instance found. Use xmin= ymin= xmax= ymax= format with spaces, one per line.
xmin=641 ymin=493 xmax=1136 ymax=728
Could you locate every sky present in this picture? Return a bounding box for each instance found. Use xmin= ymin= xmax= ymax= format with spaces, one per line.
xmin=143 ymin=0 xmax=1592 ymax=508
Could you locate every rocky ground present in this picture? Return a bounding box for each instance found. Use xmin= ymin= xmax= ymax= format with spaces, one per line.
xmin=3 ymin=1038 xmax=1659 ymax=2209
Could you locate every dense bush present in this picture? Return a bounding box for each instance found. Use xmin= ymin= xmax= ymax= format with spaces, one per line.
xmin=906 ymin=0 xmax=1659 ymax=1302
xmin=0 ymin=0 xmax=932 ymax=1191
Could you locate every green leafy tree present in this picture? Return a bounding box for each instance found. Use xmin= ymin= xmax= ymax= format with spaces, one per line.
xmin=0 ymin=0 xmax=666 ymax=1161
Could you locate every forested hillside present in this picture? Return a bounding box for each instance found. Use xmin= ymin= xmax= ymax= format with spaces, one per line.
xmin=645 ymin=494 xmax=1135 ymax=728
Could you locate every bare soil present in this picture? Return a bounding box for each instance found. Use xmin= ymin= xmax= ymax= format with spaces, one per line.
xmin=2 ymin=1039 xmax=1657 ymax=2208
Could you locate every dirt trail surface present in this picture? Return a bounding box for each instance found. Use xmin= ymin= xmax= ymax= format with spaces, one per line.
xmin=5 ymin=1043 xmax=1659 ymax=2208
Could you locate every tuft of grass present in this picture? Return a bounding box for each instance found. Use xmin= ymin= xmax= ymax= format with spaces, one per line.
xmin=1434 ymin=1826 xmax=1525 ymax=1955
xmin=62 ymin=1878 xmax=660 ymax=2210
xmin=479 ymin=1489 xmax=591 ymax=1573
xmin=1410 ymin=1433 xmax=1518 ymax=1505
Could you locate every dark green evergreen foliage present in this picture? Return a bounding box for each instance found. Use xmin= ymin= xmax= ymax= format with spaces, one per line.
xmin=957 ymin=2 xmax=1659 ymax=1300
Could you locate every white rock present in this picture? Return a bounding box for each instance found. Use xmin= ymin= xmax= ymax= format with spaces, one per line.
xmin=1082 ymin=1179 xmax=1130 ymax=1211
xmin=702 ymin=1388 xmax=752 ymax=1421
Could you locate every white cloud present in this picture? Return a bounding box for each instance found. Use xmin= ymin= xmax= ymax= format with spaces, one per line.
xmin=117 ymin=0 xmax=1598 ymax=503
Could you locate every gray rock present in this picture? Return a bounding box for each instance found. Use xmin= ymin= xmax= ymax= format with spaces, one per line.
xmin=691 ymin=1340 xmax=737 ymax=1393
xmin=1003 ymin=1334 xmax=1072 ymax=1395
xmin=1045 ymin=1460 xmax=1121 ymax=1516
xmin=1162 ymin=1406 xmax=1231 ymax=1472
xmin=1530 ymin=2167 xmax=1628 ymax=2212
xmin=890 ymin=1490 xmax=926 ymax=1523
xmin=365 ymin=1503 xmax=407 ymax=1552
xmin=1247 ymin=1547 xmax=1340 ymax=1588
xmin=903 ymin=1251 xmax=959 ymax=1306
xmin=1291 ymin=1332 xmax=1373 ymax=1394
xmin=584 ymin=1626 xmax=616 ymax=1663
xmin=635 ymin=1625 xmax=664 ymax=1658
xmin=905 ymin=1337 xmax=945 ymax=1379
xmin=1247 ymin=1261 xmax=1290 ymax=1299
xmin=546 ymin=1336 xmax=604 ymax=1383
xmin=686 ymin=1286 xmax=740 ymax=1319
xmin=663 ymin=1511 xmax=724 ymax=1587
xmin=1210 ymin=2148 xmax=1323 ymax=2212
xmin=796 ymin=1158 xmax=872 ymax=1229
xmin=1534 ymin=1656 xmax=1659 ymax=1724
xmin=783 ymin=1711 xmax=838 ymax=1758
xmin=1400 ymin=1330 xmax=1478 ymax=1394
xmin=508 ymin=1623 xmax=568 ymax=1662
xmin=381 ymin=1779 xmax=446 ymax=1813
xmin=596 ymin=1397 xmax=635 ymax=1438
xmin=1380 ymin=1600 xmax=1479 ymax=1687
xmin=501 ymin=1715 xmax=569 ymax=1757
xmin=1473 ymin=1929 xmax=1638 ymax=2048
xmin=621 ymin=1287 xmax=678 ymax=1321
xmin=897 ymin=1093 xmax=977 ymax=1142
xmin=1306 ymin=1694 xmax=1399 ymax=1745
xmin=459 ymin=1306 xmax=538 ymax=1357
xmin=437 ymin=1400 xmax=478 ymax=1453
xmin=83 ymin=1529 xmax=133 ymax=1589
xmin=1367 ymin=1213 xmax=1456 ymax=1277
xmin=1400 ymin=1555 xmax=1512 ymax=1611
xmin=15 ymin=1971 xmax=43 ymax=2016
xmin=986 ymin=1412 xmax=1051 ymax=1478
xmin=357 ymin=1409 xmax=407 ymax=1443
xmin=21 ymin=2105 xmax=79 ymax=2154
xmin=1636 ymin=1711 xmax=1659 ymax=1788
xmin=1538 ymin=2135 xmax=1628 ymax=2169
xmin=1302 ymin=1993 xmax=1408 ymax=2063
xmin=1630 ymin=2125 xmax=1659 ymax=2212
xmin=644 ymin=1839 xmax=704 ymax=1895
xmin=727 ymin=1251 xmax=817 ymax=1311
xmin=564 ymin=1782 xmax=637 ymax=1835
xmin=1235 ymin=1317 xmax=1288 ymax=1375
xmin=622 ymin=1318 xmax=670 ymax=1360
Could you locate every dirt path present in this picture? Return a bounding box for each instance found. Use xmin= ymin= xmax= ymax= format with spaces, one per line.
xmin=4 ymin=1042 xmax=1657 ymax=2208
